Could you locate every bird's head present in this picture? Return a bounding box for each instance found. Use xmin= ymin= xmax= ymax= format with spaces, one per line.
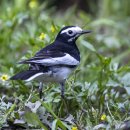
xmin=56 ymin=26 xmax=91 ymax=43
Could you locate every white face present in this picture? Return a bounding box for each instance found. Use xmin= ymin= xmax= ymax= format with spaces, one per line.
xmin=60 ymin=26 xmax=82 ymax=36
xmin=60 ymin=26 xmax=83 ymax=42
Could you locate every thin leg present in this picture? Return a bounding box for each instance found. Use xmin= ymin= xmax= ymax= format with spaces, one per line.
xmin=39 ymin=82 xmax=43 ymax=99
xmin=60 ymin=82 xmax=65 ymax=98
xmin=60 ymin=82 xmax=68 ymax=114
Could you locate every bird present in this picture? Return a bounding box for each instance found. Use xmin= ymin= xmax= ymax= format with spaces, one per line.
xmin=10 ymin=26 xmax=91 ymax=98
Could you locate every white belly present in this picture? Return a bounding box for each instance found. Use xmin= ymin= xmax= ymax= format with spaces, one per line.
xmin=35 ymin=66 xmax=76 ymax=83
xmin=52 ymin=66 xmax=74 ymax=82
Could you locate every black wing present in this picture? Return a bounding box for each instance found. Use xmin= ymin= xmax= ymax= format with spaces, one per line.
xmin=19 ymin=50 xmax=79 ymax=66
xmin=19 ymin=41 xmax=80 ymax=66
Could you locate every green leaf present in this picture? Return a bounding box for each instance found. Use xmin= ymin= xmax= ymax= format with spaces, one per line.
xmin=96 ymin=53 xmax=111 ymax=65
xmin=34 ymin=95 xmax=68 ymax=130
xmin=52 ymin=119 xmax=58 ymax=130
xmin=6 ymin=103 xmax=16 ymax=118
xmin=121 ymin=73 xmax=130 ymax=87
xmin=24 ymin=112 xmax=48 ymax=129
xmin=117 ymin=65 xmax=130 ymax=73
xmin=81 ymin=40 xmax=96 ymax=52
xmin=91 ymin=18 xmax=116 ymax=26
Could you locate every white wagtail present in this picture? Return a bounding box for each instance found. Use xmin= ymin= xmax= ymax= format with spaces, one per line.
xmin=10 ymin=26 xmax=91 ymax=98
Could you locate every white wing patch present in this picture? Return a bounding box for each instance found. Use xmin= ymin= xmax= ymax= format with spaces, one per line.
xmin=27 ymin=53 xmax=79 ymax=66
xmin=25 ymin=72 xmax=43 ymax=81
xmin=60 ymin=26 xmax=82 ymax=34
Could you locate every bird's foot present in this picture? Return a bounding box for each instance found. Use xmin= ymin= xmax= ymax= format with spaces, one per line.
xmin=39 ymin=82 xmax=43 ymax=99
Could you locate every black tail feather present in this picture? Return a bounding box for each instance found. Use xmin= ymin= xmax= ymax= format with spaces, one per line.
xmin=10 ymin=70 xmax=41 ymax=80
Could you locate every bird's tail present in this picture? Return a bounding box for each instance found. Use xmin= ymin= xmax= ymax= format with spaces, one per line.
xmin=10 ymin=70 xmax=43 ymax=81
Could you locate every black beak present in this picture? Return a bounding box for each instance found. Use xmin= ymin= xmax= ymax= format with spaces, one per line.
xmin=75 ymin=30 xmax=91 ymax=40
xmin=80 ymin=30 xmax=92 ymax=35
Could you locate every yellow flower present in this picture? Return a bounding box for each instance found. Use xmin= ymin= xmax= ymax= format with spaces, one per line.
xmin=92 ymin=107 xmax=97 ymax=116
xmin=72 ymin=126 xmax=78 ymax=130
xmin=101 ymin=114 xmax=107 ymax=121
xmin=29 ymin=0 xmax=38 ymax=9
xmin=39 ymin=33 xmax=46 ymax=40
xmin=1 ymin=74 xmax=9 ymax=81
xmin=51 ymin=25 xmax=55 ymax=33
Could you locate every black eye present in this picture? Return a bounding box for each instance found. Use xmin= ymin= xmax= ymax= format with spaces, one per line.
xmin=68 ymin=30 xmax=73 ymax=34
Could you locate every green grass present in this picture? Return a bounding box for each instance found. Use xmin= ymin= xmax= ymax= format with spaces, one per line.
xmin=1 ymin=0 xmax=130 ymax=129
